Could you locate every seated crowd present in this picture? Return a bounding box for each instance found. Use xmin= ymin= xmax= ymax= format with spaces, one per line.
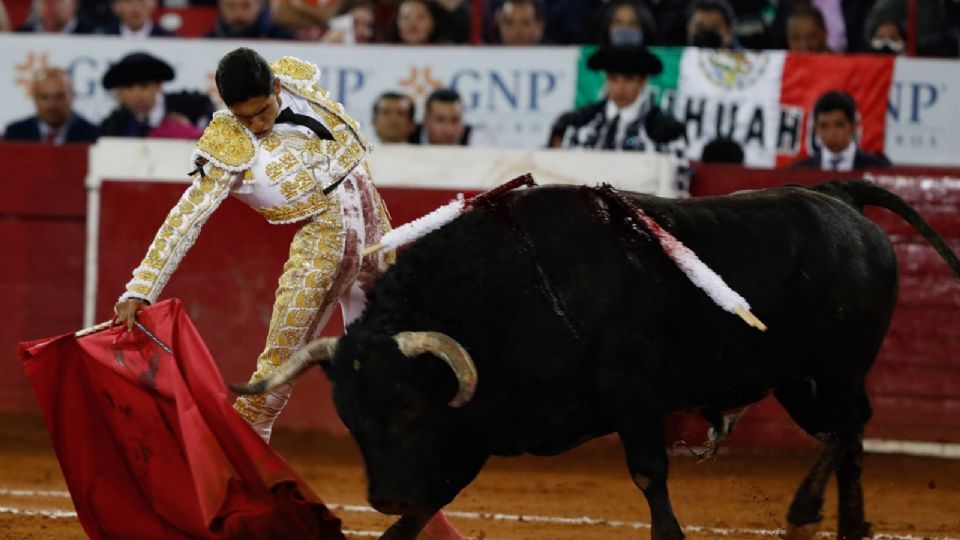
xmin=0 ymin=0 xmax=923 ymax=171
xmin=0 ymin=0 xmax=957 ymax=55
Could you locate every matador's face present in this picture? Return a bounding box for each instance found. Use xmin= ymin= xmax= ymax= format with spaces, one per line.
xmin=228 ymin=77 xmax=282 ymax=138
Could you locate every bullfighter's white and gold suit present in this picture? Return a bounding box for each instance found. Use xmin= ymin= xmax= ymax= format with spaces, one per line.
xmin=119 ymin=56 xmax=394 ymax=441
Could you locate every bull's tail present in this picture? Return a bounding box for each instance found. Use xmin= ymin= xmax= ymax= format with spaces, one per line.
xmin=810 ymin=179 xmax=960 ymax=279
xmin=229 ymin=337 xmax=337 ymax=395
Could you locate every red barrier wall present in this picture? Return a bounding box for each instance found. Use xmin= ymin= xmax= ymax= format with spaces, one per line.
xmin=3 ymin=142 xmax=959 ymax=447
xmin=0 ymin=143 xmax=87 ymax=412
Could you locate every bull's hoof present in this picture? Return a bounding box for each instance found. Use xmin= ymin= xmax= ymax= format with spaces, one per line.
xmin=838 ymin=521 xmax=873 ymax=539
xmin=781 ymin=522 xmax=819 ymax=540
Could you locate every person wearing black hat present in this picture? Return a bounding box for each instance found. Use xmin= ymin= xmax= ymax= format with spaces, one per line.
xmin=99 ymin=52 xmax=214 ymax=138
xmin=553 ymin=45 xmax=690 ymax=191
xmin=554 ymin=45 xmax=685 ymax=153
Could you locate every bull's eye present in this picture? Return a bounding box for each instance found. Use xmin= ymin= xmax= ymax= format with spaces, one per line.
xmin=353 ymin=359 xmax=362 ymax=371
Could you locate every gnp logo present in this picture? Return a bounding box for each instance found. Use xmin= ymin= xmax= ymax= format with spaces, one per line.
xmin=316 ymin=66 xmax=368 ymax=108
xmin=449 ymin=69 xmax=561 ymax=112
xmin=396 ymin=65 xmax=562 ymax=112
xmin=887 ymin=80 xmax=942 ymax=125
xmin=697 ymin=50 xmax=770 ymax=91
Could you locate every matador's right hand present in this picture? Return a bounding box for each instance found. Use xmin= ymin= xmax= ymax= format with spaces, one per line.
xmin=114 ymin=299 xmax=146 ymax=331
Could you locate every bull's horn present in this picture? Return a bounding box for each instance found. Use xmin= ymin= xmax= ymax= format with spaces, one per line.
xmin=394 ymin=332 xmax=477 ymax=407
xmin=230 ymin=337 xmax=337 ymax=395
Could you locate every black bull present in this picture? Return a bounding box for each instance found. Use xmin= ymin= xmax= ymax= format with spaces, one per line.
xmin=235 ymin=180 xmax=960 ymax=540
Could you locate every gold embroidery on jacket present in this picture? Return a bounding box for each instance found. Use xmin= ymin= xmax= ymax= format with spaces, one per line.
xmin=196 ymin=115 xmax=256 ymax=169
xmin=279 ymin=170 xmax=318 ymax=201
xmin=271 ymin=57 xmax=319 ymax=84
xmin=266 ymin=150 xmax=300 ymax=182
xmin=256 ymin=192 xmax=328 ymax=223
xmin=261 ymin=133 xmax=282 ymax=153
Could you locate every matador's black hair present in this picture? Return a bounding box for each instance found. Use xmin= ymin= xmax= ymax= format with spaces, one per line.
xmin=215 ymin=47 xmax=274 ymax=106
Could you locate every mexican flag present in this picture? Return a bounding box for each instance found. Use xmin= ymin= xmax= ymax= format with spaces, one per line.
xmin=577 ymin=48 xmax=895 ymax=168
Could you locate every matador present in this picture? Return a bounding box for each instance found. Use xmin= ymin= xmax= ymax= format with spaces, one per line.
xmin=114 ymin=48 xmax=393 ymax=441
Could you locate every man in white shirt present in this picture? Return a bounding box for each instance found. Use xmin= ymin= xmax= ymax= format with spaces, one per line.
xmin=96 ymin=0 xmax=174 ymax=37
xmin=790 ymin=90 xmax=891 ymax=171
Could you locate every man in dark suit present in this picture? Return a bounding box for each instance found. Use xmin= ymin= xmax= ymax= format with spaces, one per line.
xmin=408 ymin=88 xmax=496 ymax=147
xmin=791 ymin=90 xmax=891 ymax=171
xmin=15 ymin=0 xmax=95 ymax=33
xmin=205 ymin=0 xmax=293 ymax=39
xmin=99 ymin=52 xmax=215 ymax=139
xmin=96 ymin=0 xmax=173 ymax=37
xmin=3 ymin=68 xmax=99 ymax=144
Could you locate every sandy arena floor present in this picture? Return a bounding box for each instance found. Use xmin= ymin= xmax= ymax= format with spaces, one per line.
xmin=0 ymin=414 xmax=957 ymax=540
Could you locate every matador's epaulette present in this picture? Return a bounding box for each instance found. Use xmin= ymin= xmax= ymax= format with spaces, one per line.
xmin=192 ymin=111 xmax=258 ymax=174
xmin=270 ymin=56 xmax=365 ymax=141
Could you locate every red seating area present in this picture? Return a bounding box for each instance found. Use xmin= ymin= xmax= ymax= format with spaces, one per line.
xmin=156 ymin=6 xmax=219 ymax=37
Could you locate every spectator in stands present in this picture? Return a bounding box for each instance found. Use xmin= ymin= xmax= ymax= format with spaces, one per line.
xmin=320 ymin=0 xmax=376 ymax=43
xmin=700 ymin=137 xmax=744 ymax=164
xmin=410 ymin=88 xmax=495 ymax=146
xmin=97 ymin=0 xmax=173 ymax=37
xmin=495 ymin=0 xmax=545 ymax=45
xmin=770 ymin=0 xmax=873 ymax=52
xmin=0 ymin=0 xmax=11 ymax=31
xmin=866 ymin=17 xmax=906 ymax=54
xmin=598 ymin=0 xmax=655 ymax=47
xmin=206 ymin=0 xmax=293 ymax=39
xmin=372 ymin=91 xmax=416 ymax=143
xmin=432 ymin=0 xmax=470 ymax=42
xmin=272 ymin=0 xmax=342 ymax=41
xmin=557 ymin=45 xmax=690 ymax=192
xmin=386 ymin=0 xmax=468 ymax=44
xmin=3 ymin=68 xmax=99 ymax=144
xmin=538 ymin=0 xmax=602 ymax=44
xmin=387 ymin=0 xmax=438 ymax=43
xmin=791 ymin=90 xmax=891 ymax=170
xmin=786 ymin=3 xmax=829 ymax=52
xmin=99 ymin=52 xmax=215 ymax=139
xmin=866 ymin=0 xmax=958 ymax=56
xmin=639 ymin=0 xmax=687 ymax=45
xmin=16 ymin=0 xmax=94 ymax=33
xmin=726 ymin=0 xmax=769 ymax=49
xmin=555 ymin=45 xmax=685 ymax=151
xmin=686 ymin=0 xmax=739 ymax=49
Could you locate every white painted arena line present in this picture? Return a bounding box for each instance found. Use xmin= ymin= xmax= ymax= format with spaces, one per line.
xmin=0 ymin=488 xmax=956 ymax=540
xmin=0 ymin=487 xmax=72 ymax=498
xmin=0 ymin=505 xmax=77 ymax=519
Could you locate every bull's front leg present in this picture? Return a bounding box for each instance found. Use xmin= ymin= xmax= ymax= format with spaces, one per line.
xmin=618 ymin=417 xmax=684 ymax=540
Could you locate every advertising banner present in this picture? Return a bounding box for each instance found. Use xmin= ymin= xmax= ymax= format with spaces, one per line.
xmin=885 ymin=57 xmax=960 ymax=166
xmin=677 ymin=48 xmax=787 ymax=167
xmin=574 ymin=48 xmax=939 ymax=168
xmin=0 ymin=35 xmax=578 ymax=149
